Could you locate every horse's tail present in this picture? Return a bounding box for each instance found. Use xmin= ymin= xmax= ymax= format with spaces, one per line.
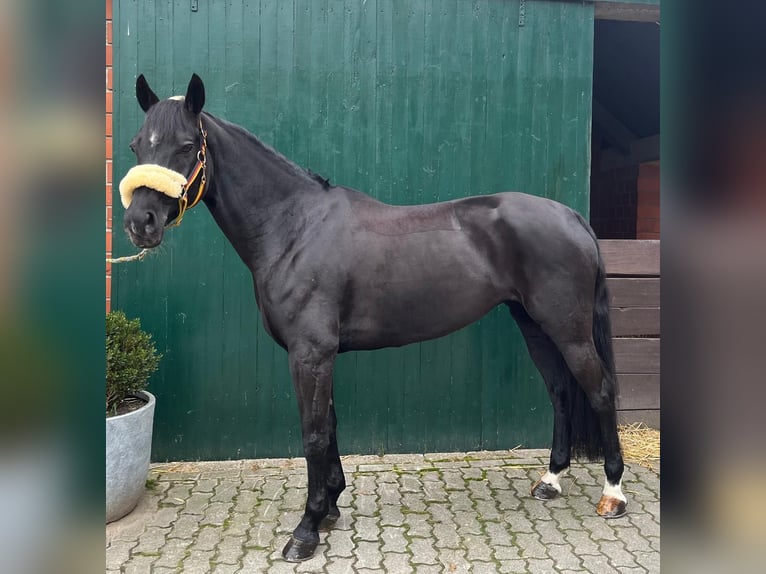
xmin=567 ymin=212 xmax=617 ymax=461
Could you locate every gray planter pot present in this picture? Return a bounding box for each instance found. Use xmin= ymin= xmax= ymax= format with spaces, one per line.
xmin=106 ymin=391 xmax=156 ymax=523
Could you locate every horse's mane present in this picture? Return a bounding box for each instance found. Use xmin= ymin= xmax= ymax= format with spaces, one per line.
xmin=208 ymin=110 xmax=333 ymax=190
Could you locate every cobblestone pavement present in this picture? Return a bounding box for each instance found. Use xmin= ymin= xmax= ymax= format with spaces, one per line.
xmin=106 ymin=449 xmax=660 ymax=573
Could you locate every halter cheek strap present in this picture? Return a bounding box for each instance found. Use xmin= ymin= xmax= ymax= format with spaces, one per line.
xmin=117 ymin=117 xmax=208 ymax=228
xmin=169 ymin=119 xmax=208 ymax=228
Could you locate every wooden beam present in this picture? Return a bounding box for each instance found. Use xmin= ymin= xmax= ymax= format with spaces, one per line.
xmin=614 ymin=338 xmax=660 ymax=374
xmin=616 ymin=373 xmax=660 ymax=410
xmin=593 ymin=99 xmax=635 ymax=155
xmin=630 ymin=134 xmax=660 ymax=163
xmin=607 ymin=278 xmax=660 ymax=308
xmin=599 ymin=240 xmax=660 ymax=276
xmin=610 ymin=307 xmax=660 ymax=337
xmin=594 ymin=2 xmax=660 ymax=23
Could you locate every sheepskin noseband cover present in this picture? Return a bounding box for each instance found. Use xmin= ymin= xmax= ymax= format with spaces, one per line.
xmin=119 ymin=164 xmax=188 ymax=209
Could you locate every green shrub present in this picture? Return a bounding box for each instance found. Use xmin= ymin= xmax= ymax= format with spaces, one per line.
xmin=106 ymin=310 xmax=161 ymax=416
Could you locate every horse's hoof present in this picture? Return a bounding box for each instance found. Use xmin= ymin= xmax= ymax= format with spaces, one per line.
xmin=319 ymin=507 xmax=341 ymax=531
xmin=597 ymin=495 xmax=627 ymax=518
xmin=282 ymin=535 xmax=318 ymax=562
xmin=531 ymin=480 xmax=560 ymax=500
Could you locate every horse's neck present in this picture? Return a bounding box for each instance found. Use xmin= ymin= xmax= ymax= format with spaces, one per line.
xmin=202 ymin=116 xmax=323 ymax=263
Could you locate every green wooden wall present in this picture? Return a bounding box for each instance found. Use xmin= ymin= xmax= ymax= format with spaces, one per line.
xmin=113 ymin=0 xmax=594 ymax=461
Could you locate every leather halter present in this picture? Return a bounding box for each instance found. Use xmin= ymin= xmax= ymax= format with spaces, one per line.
xmin=166 ymin=117 xmax=208 ymax=228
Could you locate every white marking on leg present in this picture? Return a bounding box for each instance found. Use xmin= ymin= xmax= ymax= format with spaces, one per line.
xmin=602 ymin=479 xmax=627 ymax=502
xmin=541 ymin=470 xmax=563 ymax=493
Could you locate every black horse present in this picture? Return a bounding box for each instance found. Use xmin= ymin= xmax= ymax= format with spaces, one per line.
xmin=121 ymin=74 xmax=626 ymax=562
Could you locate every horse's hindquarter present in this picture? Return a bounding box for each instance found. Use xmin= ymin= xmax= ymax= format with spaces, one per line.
xmin=339 ymin=193 xmax=517 ymax=350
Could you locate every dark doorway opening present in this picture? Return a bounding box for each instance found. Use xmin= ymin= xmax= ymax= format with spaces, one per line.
xmin=590 ymin=17 xmax=660 ymax=239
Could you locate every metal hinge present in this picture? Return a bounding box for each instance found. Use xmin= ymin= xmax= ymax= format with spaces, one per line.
xmin=519 ymin=0 xmax=526 ymax=27
xmin=191 ymin=0 xmax=198 ymax=12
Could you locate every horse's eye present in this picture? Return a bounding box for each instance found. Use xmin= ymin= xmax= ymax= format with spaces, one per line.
xmin=180 ymin=144 xmax=195 ymax=154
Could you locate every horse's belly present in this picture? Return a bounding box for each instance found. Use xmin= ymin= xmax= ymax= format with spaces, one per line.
xmin=340 ymin=233 xmax=506 ymax=350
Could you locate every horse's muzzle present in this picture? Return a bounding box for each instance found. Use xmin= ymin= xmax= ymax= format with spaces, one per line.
xmin=124 ymin=207 xmax=165 ymax=248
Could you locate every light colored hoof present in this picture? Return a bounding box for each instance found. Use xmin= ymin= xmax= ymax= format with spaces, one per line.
xmin=597 ymin=495 xmax=627 ymax=518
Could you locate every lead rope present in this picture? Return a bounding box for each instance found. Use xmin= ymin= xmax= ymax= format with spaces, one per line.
xmin=107 ymin=248 xmax=152 ymax=264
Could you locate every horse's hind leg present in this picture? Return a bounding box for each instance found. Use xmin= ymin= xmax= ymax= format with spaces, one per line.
xmin=508 ymin=302 xmax=573 ymax=500
xmin=551 ymin=333 xmax=627 ymax=518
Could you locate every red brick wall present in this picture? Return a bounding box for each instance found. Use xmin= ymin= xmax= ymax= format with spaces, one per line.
xmin=636 ymin=161 xmax=660 ymax=239
xmin=106 ymin=0 xmax=113 ymax=312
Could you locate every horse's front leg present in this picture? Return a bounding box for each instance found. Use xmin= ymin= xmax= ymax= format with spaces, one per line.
xmin=282 ymin=344 xmax=337 ymax=562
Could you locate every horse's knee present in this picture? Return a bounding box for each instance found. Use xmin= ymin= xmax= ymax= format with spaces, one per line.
xmin=303 ymin=431 xmax=331 ymax=460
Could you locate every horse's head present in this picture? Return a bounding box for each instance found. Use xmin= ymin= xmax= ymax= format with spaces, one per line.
xmin=122 ymin=74 xmax=207 ymax=248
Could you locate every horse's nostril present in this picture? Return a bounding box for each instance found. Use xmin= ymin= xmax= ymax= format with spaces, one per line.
xmin=144 ymin=211 xmax=156 ymax=228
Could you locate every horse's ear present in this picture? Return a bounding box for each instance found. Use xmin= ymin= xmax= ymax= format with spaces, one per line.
xmin=185 ymin=73 xmax=205 ymax=115
xmin=136 ymin=74 xmax=159 ymax=113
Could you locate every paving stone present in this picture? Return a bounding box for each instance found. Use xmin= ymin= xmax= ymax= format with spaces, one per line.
xmin=493 ymin=543 xmax=522 ymax=561
xmin=563 ymin=528 xmax=602 ymax=555
xmin=132 ymin=526 xmax=169 ymax=554
xmin=153 ymin=537 xmax=192 ymax=569
xmin=240 ymin=549 xmax=270 ymax=572
xmin=326 ymin=556 xmax=358 ymax=573
xmin=381 ymin=526 xmax=408 ymax=553
xmin=200 ymin=501 xmax=233 ymax=526
xmin=403 ymin=512 xmax=432 ymax=538
xmin=192 ymin=478 xmax=219 ymax=493
xmin=355 ymin=540 xmax=383 ymax=569
xmin=432 ymin=521 xmax=462 ymax=549
xmin=436 ymin=548 xmax=470 ymax=573
xmin=356 ymin=493 xmax=379 ymax=516
xmin=105 ymin=540 xmax=137 ymax=570
xmin=381 ymin=552 xmax=410 ymax=572
xmin=193 ymin=525 xmax=223 ymax=552
xmin=515 ymin=531 xmax=548 ymax=560
xmin=209 ymin=564 xmax=239 ymax=574
xmin=295 ymin=551 xmax=327 ymax=572
xmin=600 ymin=539 xmax=641 ymax=568
xmin=182 ymin=492 xmax=213 ymax=515
xmin=527 ymin=558 xmax=558 ymax=573
xmin=580 ymin=553 xmax=621 ymax=574
xmin=214 ymin=534 xmax=245 ymax=564
xmin=122 ymin=554 xmax=157 ymax=574
xmin=471 ymin=562 xmax=500 ymax=574
xmin=408 ymin=537 xmax=438 ymax=565
xmin=147 ymin=507 xmax=180 ymax=529
xmin=498 ymin=558 xmax=530 ymax=573
xmin=379 ymin=504 xmax=405 ymax=526
xmin=484 ymin=521 xmax=513 ymax=547
xmin=462 ymin=535 xmax=493 ymax=562
xmin=401 ymin=492 xmax=427 ymax=513
xmin=533 ymin=516 xmax=568 ymax=545
xmin=326 ymin=528 xmax=355 ymax=557
xmin=354 ymin=515 xmax=381 ymax=542
xmin=180 ymin=549 xmax=214 ymax=574
xmin=246 ymin=521 xmax=277 ymax=549
xmin=223 ymin=511 xmax=252 ymax=536
xmin=546 ymin=543 xmax=582 ymax=570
